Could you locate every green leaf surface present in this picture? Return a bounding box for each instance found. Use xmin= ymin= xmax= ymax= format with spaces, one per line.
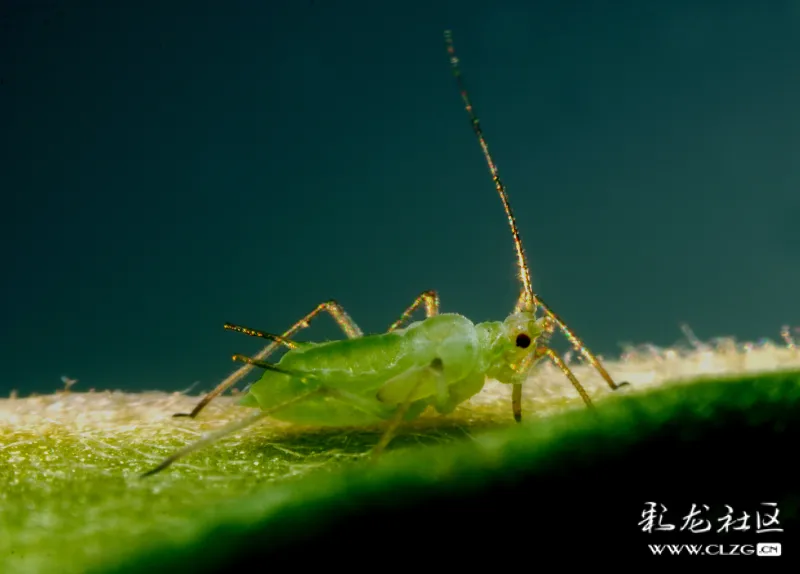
xmin=2 ymin=347 xmax=799 ymax=572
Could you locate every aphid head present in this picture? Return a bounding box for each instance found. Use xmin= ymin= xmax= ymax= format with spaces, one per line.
xmin=484 ymin=311 xmax=547 ymax=385
xmin=446 ymin=30 xmax=628 ymax=421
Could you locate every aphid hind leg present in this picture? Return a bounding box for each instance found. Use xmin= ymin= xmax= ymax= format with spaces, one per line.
xmin=142 ymin=388 xmax=325 ymax=477
xmin=173 ymin=300 xmax=363 ymax=419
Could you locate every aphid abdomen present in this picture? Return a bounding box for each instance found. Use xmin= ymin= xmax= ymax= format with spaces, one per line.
xmin=278 ymin=330 xmax=413 ymax=392
xmin=374 ymin=313 xmax=482 ymax=406
xmin=241 ymin=314 xmax=483 ymax=425
xmin=240 ymin=331 xmax=413 ymax=427
xmin=241 ymin=368 xmax=397 ymax=427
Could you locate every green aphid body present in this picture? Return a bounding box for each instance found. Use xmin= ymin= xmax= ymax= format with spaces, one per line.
xmin=240 ymin=312 xmax=545 ymax=427
xmin=140 ymin=30 xmax=625 ymax=478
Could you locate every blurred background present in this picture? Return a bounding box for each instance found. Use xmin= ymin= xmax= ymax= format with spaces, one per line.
xmin=1 ymin=0 xmax=798 ymax=395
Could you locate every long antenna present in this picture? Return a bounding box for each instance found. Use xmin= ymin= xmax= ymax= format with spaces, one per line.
xmin=444 ymin=30 xmax=534 ymax=312
xmin=444 ymin=30 xmax=627 ymax=391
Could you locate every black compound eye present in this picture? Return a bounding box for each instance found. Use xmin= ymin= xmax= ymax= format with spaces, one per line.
xmin=515 ymin=333 xmax=531 ymax=348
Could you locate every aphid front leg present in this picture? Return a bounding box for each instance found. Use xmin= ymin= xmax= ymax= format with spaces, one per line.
xmin=510 ymin=317 xmax=593 ymax=420
xmin=173 ymin=300 xmax=363 ymax=418
xmin=535 ymin=297 xmax=630 ymax=392
xmin=534 ymin=346 xmax=593 ymax=408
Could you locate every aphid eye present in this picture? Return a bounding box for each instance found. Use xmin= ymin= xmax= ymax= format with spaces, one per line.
xmin=515 ymin=333 xmax=531 ymax=348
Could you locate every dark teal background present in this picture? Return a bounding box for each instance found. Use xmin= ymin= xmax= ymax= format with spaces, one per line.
xmin=2 ymin=1 xmax=799 ymax=394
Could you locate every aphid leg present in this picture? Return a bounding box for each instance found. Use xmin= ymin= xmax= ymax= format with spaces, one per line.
xmin=173 ymin=300 xmax=363 ymax=418
xmin=511 ymin=384 xmax=523 ymax=422
xmin=535 ymin=297 xmax=629 ymax=392
xmin=322 ymin=388 xmax=397 ymax=419
xmin=535 ymin=346 xmax=594 ymax=409
xmin=509 ymin=316 xmax=555 ymax=422
xmin=371 ymin=358 xmax=445 ymax=458
xmin=142 ymin=388 xmax=325 ymax=477
xmin=513 ymin=333 xmax=599 ymax=422
xmin=387 ymin=290 xmax=440 ymax=332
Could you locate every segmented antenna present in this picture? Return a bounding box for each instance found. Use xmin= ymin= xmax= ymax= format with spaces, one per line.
xmin=444 ymin=30 xmax=534 ymax=311
xmin=444 ymin=30 xmax=626 ymax=391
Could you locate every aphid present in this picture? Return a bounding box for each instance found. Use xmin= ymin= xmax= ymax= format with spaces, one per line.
xmin=141 ymin=30 xmax=628 ymax=477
